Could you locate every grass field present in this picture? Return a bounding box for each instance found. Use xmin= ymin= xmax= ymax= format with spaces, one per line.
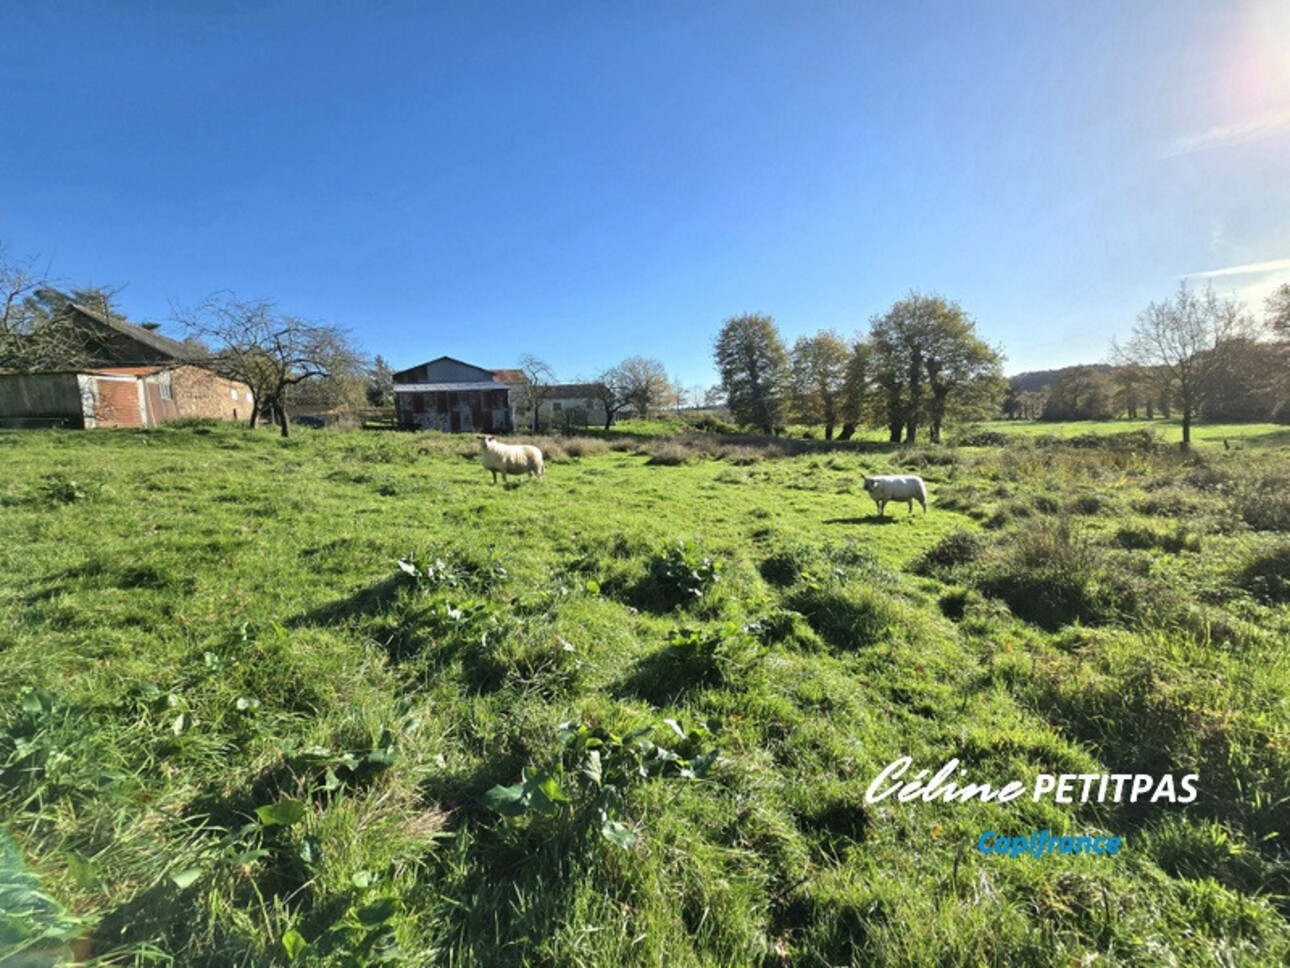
xmin=2 ymin=422 xmax=1289 ymax=966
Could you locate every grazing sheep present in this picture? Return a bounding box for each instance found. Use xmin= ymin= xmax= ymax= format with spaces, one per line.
xmin=478 ymin=434 xmax=545 ymax=484
xmin=863 ymin=474 xmax=927 ymax=517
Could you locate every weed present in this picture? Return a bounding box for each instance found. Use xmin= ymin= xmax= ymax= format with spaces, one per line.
xmin=640 ymin=540 xmax=724 ymax=611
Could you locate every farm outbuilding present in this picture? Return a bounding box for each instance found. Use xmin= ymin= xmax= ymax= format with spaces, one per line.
xmin=0 ymin=365 xmax=254 ymax=429
xmin=393 ymin=356 xmax=515 ymax=433
xmin=0 ymin=301 xmax=255 ymax=428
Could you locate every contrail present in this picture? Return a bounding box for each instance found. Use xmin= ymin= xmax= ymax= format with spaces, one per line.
xmin=1185 ymin=258 xmax=1290 ymax=279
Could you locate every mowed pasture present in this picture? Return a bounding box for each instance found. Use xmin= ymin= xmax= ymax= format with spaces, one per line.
xmin=2 ymin=422 xmax=1289 ymax=966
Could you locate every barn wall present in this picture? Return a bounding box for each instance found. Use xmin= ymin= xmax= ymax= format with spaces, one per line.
xmin=397 ymin=389 xmax=511 ymax=433
xmin=0 ymin=373 xmax=87 ymax=427
xmin=396 ymin=359 xmax=495 ymax=384
xmin=170 ymin=366 xmax=254 ymax=421
xmin=90 ymin=374 xmax=145 ymax=428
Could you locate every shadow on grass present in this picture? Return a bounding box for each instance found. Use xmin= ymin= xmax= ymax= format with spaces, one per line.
xmin=822 ymin=516 xmax=897 ymax=526
xmin=611 ymin=642 xmax=718 ymax=706
xmin=290 ymin=574 xmax=407 ymax=628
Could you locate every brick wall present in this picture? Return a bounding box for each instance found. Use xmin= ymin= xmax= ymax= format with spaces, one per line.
xmin=170 ymin=366 xmax=254 ymax=422
xmin=91 ymin=375 xmax=143 ymax=427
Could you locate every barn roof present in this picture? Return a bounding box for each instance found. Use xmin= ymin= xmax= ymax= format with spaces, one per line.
xmin=394 ymin=381 xmax=510 ymax=393
xmin=69 ymin=303 xmax=195 ymax=362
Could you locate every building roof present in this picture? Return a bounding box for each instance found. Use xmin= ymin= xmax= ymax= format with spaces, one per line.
xmin=394 ymin=381 xmax=511 ymax=393
xmin=69 ymin=303 xmax=196 ymax=362
xmin=85 ymin=366 xmax=167 ymax=377
xmin=493 ymin=369 xmax=527 ymax=384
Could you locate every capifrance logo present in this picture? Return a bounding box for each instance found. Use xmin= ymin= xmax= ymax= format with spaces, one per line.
xmin=864 ymin=756 xmax=1198 ymax=805
xmin=978 ymin=829 xmax=1122 ymax=859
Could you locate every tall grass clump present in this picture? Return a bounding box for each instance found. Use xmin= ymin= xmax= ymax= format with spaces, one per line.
xmin=976 ymin=517 xmax=1124 ymax=630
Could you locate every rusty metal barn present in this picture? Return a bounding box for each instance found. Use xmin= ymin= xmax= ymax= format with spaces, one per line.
xmin=0 ymin=302 xmax=255 ymax=429
xmin=392 ymin=356 xmax=516 ymax=433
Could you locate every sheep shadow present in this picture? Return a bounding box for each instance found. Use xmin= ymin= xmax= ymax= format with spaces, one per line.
xmin=291 ymin=574 xmax=408 ymax=628
xmin=823 ymin=516 xmax=897 ymax=526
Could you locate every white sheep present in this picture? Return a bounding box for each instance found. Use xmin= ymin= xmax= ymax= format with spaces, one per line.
xmin=477 ymin=434 xmax=545 ymax=484
xmin=862 ymin=474 xmax=928 ymax=517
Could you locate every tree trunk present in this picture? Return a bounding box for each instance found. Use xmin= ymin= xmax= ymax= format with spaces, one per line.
xmin=838 ymin=423 xmax=856 ymax=440
xmin=276 ymin=403 xmax=290 ymax=438
xmin=824 ymin=422 xmax=834 ymax=441
xmin=1181 ymin=410 xmax=1191 ymax=448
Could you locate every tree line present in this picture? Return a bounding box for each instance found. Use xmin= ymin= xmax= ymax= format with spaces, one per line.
xmin=713 ymin=293 xmax=1006 ymax=443
xmin=1021 ymin=282 xmax=1290 ymax=446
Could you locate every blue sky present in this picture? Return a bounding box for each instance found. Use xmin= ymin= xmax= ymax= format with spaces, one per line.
xmin=4 ymin=1 xmax=1288 ymax=390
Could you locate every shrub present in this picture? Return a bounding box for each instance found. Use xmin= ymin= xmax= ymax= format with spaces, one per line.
xmin=956 ymin=430 xmax=1011 ymax=447
xmin=786 ymin=584 xmax=905 ymax=651
xmin=562 ymin=437 xmax=610 ymax=458
xmin=1234 ymin=542 xmax=1290 ymax=605
xmin=636 ymin=540 xmax=725 ymax=611
xmin=976 ymin=518 xmax=1123 ymax=630
xmin=644 ymin=441 xmax=699 ymax=466
xmin=1113 ymin=524 xmax=1201 ymax=554
xmin=1067 ymin=491 xmax=1107 ymax=515
xmin=911 ymin=531 xmax=986 ymax=577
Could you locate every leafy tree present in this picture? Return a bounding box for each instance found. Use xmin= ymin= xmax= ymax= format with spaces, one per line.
xmin=1112 ymin=282 xmax=1254 ymax=447
xmin=366 ymin=355 xmax=394 ymax=407
xmin=1198 ymin=338 xmax=1279 ymax=422
xmin=616 ymin=356 xmax=672 ymax=420
xmin=837 ymin=339 xmax=870 ymax=439
xmin=713 ymin=313 xmax=787 ymax=434
xmin=1266 ymin=282 xmax=1290 ymax=337
xmin=1042 ymin=367 xmax=1115 ymax=420
xmin=869 ymin=293 xmax=1003 ymax=443
xmin=1265 ymin=284 xmax=1290 ymax=421
xmin=176 ymin=292 xmax=363 ymax=437
xmin=787 ymin=331 xmax=850 ymax=439
xmin=1110 ymin=364 xmax=1150 ymax=419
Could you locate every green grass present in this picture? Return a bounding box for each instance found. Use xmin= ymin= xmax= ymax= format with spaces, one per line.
xmin=1 ymin=423 xmax=1289 ymax=966
xmin=970 ymin=418 xmax=1290 ymax=450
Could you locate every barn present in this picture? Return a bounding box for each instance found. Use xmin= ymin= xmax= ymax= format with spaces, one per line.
xmin=0 ymin=365 xmax=254 ymax=429
xmin=393 ymin=356 xmax=515 ymax=433
xmin=0 ymin=302 xmax=255 ymax=429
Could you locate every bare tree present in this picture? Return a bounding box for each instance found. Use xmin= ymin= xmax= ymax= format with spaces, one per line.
xmin=175 ymin=292 xmax=363 ymax=437
xmin=516 ymin=354 xmax=555 ymax=432
xmin=0 ymin=247 xmax=99 ymax=371
xmin=1112 ymin=282 xmax=1254 ymax=447
xmin=591 ymin=365 xmax=632 ymax=430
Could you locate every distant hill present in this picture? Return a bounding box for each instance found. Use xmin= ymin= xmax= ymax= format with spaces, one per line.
xmin=1008 ymin=364 xmax=1113 ymax=393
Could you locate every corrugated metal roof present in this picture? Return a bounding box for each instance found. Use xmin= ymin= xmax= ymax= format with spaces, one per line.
xmin=394 ymin=382 xmax=510 ymax=393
